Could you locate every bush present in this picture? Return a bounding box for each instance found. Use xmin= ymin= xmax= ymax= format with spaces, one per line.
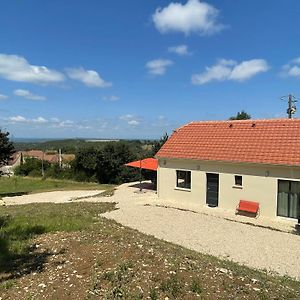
xmin=14 ymin=158 xmax=50 ymax=177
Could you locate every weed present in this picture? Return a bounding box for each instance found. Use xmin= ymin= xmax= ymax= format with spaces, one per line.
xmin=149 ymin=287 xmax=158 ymax=300
xmin=190 ymin=279 xmax=203 ymax=294
xmin=102 ymin=271 xmax=114 ymax=282
xmin=0 ymin=279 xmax=15 ymax=290
xmin=160 ymin=275 xmax=183 ymax=298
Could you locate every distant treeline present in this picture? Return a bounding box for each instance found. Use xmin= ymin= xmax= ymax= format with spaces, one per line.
xmin=13 ymin=138 xmax=155 ymax=154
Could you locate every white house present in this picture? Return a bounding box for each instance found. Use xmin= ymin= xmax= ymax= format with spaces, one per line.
xmin=156 ymin=119 xmax=300 ymax=221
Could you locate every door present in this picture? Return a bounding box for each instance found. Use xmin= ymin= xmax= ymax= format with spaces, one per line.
xmin=206 ymin=173 xmax=219 ymax=207
xmin=277 ymin=180 xmax=300 ymax=219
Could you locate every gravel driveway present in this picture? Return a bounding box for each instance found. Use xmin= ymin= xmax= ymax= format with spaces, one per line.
xmin=99 ymin=182 xmax=300 ymax=280
xmin=3 ymin=190 xmax=104 ymax=205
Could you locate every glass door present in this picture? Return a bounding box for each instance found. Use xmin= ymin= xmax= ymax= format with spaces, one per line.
xmin=277 ymin=180 xmax=300 ymax=219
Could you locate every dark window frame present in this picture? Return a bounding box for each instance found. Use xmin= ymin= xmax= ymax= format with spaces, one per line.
xmin=234 ymin=175 xmax=243 ymax=186
xmin=176 ymin=170 xmax=191 ymax=190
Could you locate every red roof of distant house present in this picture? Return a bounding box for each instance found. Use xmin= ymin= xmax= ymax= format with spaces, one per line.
xmin=125 ymin=158 xmax=158 ymax=171
xmin=156 ymin=119 xmax=300 ymax=167
xmin=22 ymin=150 xmax=75 ymax=164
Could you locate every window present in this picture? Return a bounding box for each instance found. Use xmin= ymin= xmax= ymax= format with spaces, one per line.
xmin=277 ymin=180 xmax=300 ymax=219
xmin=234 ymin=175 xmax=243 ymax=186
xmin=176 ymin=170 xmax=191 ymax=189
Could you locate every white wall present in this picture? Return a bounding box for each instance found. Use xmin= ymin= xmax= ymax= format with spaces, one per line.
xmin=157 ymin=158 xmax=300 ymax=219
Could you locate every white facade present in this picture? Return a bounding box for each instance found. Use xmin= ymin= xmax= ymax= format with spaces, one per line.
xmin=157 ymin=158 xmax=300 ymax=220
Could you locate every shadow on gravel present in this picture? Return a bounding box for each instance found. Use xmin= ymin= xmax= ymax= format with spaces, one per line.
xmin=0 ymin=215 xmax=51 ymax=281
xmin=293 ymin=224 xmax=300 ymax=235
xmin=129 ymin=182 xmax=156 ymax=191
xmin=0 ymin=191 xmax=29 ymax=197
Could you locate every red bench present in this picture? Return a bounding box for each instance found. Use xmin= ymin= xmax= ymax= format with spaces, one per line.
xmin=237 ymin=200 xmax=259 ymax=215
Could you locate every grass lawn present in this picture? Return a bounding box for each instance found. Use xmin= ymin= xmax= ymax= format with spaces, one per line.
xmin=0 ymin=202 xmax=299 ymax=299
xmin=0 ymin=176 xmax=114 ymax=198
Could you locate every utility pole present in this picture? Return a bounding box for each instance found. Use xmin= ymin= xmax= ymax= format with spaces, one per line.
xmin=281 ymin=94 xmax=297 ymax=119
xmin=59 ymin=149 xmax=62 ymax=169
xmin=41 ymin=151 xmax=45 ymax=177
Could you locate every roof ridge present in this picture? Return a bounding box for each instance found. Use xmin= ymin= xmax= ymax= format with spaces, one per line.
xmin=189 ymin=118 xmax=300 ymax=124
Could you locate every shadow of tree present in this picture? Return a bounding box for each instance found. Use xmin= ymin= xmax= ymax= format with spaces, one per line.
xmin=0 ymin=215 xmax=52 ymax=282
xmin=0 ymin=192 xmax=29 ymax=197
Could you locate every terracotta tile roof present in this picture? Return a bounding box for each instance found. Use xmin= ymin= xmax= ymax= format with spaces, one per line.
xmin=23 ymin=150 xmax=59 ymax=163
xmin=22 ymin=151 xmax=75 ymax=164
xmin=156 ymin=119 xmax=300 ymax=167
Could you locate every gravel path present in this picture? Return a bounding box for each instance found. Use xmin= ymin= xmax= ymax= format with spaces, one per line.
xmin=100 ymin=182 xmax=300 ymax=279
xmin=3 ymin=190 xmax=104 ymax=205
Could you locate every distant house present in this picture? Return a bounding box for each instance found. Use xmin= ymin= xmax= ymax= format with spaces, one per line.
xmin=22 ymin=150 xmax=75 ymax=166
xmin=156 ymin=119 xmax=300 ymax=221
xmin=0 ymin=152 xmax=22 ymax=176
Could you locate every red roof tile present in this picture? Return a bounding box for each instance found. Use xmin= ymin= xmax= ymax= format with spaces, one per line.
xmin=156 ymin=119 xmax=300 ymax=167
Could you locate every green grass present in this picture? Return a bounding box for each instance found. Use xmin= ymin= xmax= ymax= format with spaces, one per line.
xmin=0 ymin=202 xmax=116 ymax=268
xmin=0 ymin=176 xmax=114 ymax=198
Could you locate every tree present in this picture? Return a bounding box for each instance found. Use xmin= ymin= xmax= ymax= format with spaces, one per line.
xmin=0 ymin=130 xmax=15 ymax=171
xmin=229 ymin=111 xmax=251 ymax=120
xmin=151 ymin=133 xmax=169 ymax=156
xmin=96 ymin=142 xmax=139 ymax=184
xmin=73 ymin=147 xmax=99 ymax=181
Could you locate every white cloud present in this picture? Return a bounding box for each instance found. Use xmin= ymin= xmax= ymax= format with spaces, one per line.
xmin=9 ymin=115 xmax=27 ymax=123
xmin=192 ymin=58 xmax=269 ymax=85
xmin=119 ymin=114 xmax=134 ymax=121
xmin=281 ymin=57 xmax=300 ymax=78
xmin=8 ymin=115 xmax=48 ymax=124
xmin=66 ymin=67 xmax=112 ymax=88
xmin=128 ymin=120 xmax=140 ymax=126
xmin=102 ymin=95 xmax=120 ymax=101
xmin=0 ymin=54 xmax=65 ymax=84
xmin=6 ymin=115 xmax=79 ymax=128
xmin=230 ymin=60 xmax=269 ymax=81
xmin=0 ymin=93 xmax=8 ymax=100
xmin=152 ymin=0 xmax=224 ymax=35
xmin=168 ymin=44 xmax=190 ymax=56
xmin=14 ymin=89 xmax=46 ymax=100
xmin=32 ymin=117 xmax=47 ymax=123
xmin=119 ymin=114 xmax=140 ymax=126
xmin=51 ymin=120 xmax=75 ymax=128
xmin=146 ymin=59 xmax=173 ymax=75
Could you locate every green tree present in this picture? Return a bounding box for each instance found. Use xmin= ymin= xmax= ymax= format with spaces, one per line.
xmin=229 ymin=111 xmax=251 ymax=120
xmin=14 ymin=157 xmax=50 ymax=177
xmin=151 ymin=133 xmax=168 ymax=156
xmin=0 ymin=130 xmax=15 ymax=171
xmin=73 ymin=147 xmax=99 ymax=181
xmin=96 ymin=142 xmax=139 ymax=184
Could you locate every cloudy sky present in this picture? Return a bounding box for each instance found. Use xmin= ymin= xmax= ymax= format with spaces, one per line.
xmin=0 ymin=0 xmax=299 ymax=139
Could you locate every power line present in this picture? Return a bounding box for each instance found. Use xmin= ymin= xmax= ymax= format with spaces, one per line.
xmin=280 ymin=94 xmax=298 ymax=119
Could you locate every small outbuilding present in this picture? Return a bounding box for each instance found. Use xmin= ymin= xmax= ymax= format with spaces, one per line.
xmin=156 ymin=119 xmax=300 ymax=221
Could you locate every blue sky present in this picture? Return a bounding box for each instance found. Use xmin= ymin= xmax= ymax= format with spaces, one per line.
xmin=0 ymin=0 xmax=300 ymax=139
